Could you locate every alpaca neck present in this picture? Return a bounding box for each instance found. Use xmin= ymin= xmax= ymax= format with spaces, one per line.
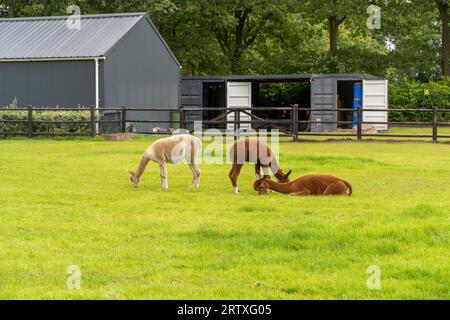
xmin=266 ymin=179 xmax=293 ymax=194
xmin=135 ymin=156 xmax=150 ymax=178
xmin=270 ymin=157 xmax=284 ymax=179
xmin=274 ymin=170 xmax=285 ymax=181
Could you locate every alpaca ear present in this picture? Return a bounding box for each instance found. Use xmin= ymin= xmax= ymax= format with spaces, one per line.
xmin=286 ymin=170 xmax=292 ymax=177
xmin=128 ymin=170 xmax=135 ymax=176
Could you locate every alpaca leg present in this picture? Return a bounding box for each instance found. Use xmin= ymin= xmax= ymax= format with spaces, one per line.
xmin=323 ymin=181 xmax=347 ymax=195
xmin=229 ymin=163 xmax=243 ymax=193
xmin=189 ymin=164 xmax=196 ymax=187
xmin=261 ymin=165 xmax=270 ymax=178
xmin=189 ymin=164 xmax=201 ymax=188
xmin=193 ymin=164 xmax=201 ymax=187
xmin=260 ymin=165 xmax=274 ymax=192
xmin=289 ymin=188 xmax=311 ymax=196
xmin=255 ymin=163 xmax=262 ymax=181
xmin=159 ymin=162 xmax=168 ymax=189
xmin=190 ymin=138 xmax=201 ymax=188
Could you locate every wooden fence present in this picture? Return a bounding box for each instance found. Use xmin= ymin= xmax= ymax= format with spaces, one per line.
xmin=1 ymin=105 xmax=450 ymax=143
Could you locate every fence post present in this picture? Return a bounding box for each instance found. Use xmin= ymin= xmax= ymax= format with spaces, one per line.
xmin=292 ymin=105 xmax=299 ymax=142
xmin=90 ymin=105 xmax=96 ymax=137
xmin=27 ymin=105 xmax=33 ymax=138
xmin=223 ymin=108 xmax=227 ymax=130
xmin=233 ymin=109 xmax=239 ymax=140
xmin=432 ymin=106 xmax=438 ymax=143
xmin=234 ymin=109 xmax=239 ymax=140
xmin=121 ymin=106 xmax=127 ymax=133
xmin=179 ymin=108 xmax=185 ymax=130
xmin=357 ymin=106 xmax=362 ymax=141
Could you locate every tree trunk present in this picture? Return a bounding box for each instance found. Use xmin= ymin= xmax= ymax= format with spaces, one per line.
xmin=228 ymin=8 xmax=250 ymax=74
xmin=328 ymin=16 xmax=345 ymax=57
xmin=327 ymin=15 xmax=345 ymax=71
xmin=229 ymin=53 xmax=242 ymax=74
xmin=437 ymin=1 xmax=450 ymax=76
xmin=329 ymin=17 xmax=339 ymax=57
xmin=8 ymin=0 xmax=14 ymax=17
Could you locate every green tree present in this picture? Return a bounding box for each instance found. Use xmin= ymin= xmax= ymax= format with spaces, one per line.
xmin=0 ymin=0 xmax=30 ymax=17
xmin=301 ymin=0 xmax=368 ymax=66
xmin=198 ymin=0 xmax=288 ymax=73
xmin=1 ymin=0 xmax=448 ymax=80
xmin=370 ymin=0 xmax=441 ymax=80
xmin=436 ymin=0 xmax=450 ymax=76
xmin=0 ymin=0 xmax=70 ymax=17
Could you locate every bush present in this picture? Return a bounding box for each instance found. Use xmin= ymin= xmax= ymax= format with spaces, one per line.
xmin=0 ymin=106 xmax=92 ymax=136
xmin=389 ymin=78 xmax=450 ymax=122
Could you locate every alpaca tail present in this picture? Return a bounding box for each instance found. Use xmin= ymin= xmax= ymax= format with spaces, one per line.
xmin=342 ymin=180 xmax=353 ymax=196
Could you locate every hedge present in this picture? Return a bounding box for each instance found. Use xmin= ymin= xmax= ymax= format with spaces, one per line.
xmin=388 ymin=78 xmax=450 ymax=122
xmin=0 ymin=108 xmax=92 ymax=135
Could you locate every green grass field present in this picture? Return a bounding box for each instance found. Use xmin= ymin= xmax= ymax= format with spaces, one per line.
xmin=0 ymin=136 xmax=449 ymax=299
xmin=295 ymin=126 xmax=450 ymax=142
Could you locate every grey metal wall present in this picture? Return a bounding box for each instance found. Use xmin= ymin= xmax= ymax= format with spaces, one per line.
xmin=0 ymin=60 xmax=95 ymax=107
xmin=180 ymin=80 xmax=202 ymax=131
xmin=103 ymin=18 xmax=180 ymax=132
xmin=310 ymin=78 xmax=337 ymax=132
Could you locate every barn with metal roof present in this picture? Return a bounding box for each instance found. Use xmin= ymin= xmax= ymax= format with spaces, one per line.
xmin=0 ymin=12 xmax=180 ymax=132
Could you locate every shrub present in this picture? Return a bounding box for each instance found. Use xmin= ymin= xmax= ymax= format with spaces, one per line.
xmin=389 ymin=78 xmax=450 ymax=122
xmin=0 ymin=103 xmax=92 ymax=136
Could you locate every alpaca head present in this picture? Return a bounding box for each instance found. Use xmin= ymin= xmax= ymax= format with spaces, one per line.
xmin=128 ymin=170 xmax=141 ymax=188
xmin=277 ymin=169 xmax=292 ymax=183
xmin=254 ymin=178 xmax=270 ymax=195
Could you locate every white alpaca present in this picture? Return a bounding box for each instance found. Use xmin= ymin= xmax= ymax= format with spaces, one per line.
xmin=129 ymin=134 xmax=201 ymax=189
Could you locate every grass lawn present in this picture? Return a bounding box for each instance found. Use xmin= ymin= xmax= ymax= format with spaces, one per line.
xmin=0 ymin=136 xmax=449 ymax=299
xmin=296 ymin=126 xmax=450 ymax=142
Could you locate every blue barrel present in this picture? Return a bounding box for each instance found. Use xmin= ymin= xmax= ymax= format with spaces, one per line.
xmin=353 ymin=82 xmax=363 ymax=127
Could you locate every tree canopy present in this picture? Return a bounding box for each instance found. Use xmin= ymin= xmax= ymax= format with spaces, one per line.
xmin=1 ymin=0 xmax=449 ymax=80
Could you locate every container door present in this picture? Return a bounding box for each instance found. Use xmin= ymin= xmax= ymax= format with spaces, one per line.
xmin=227 ymin=82 xmax=252 ymax=130
xmin=362 ymin=80 xmax=388 ymax=131
xmin=180 ymin=80 xmax=203 ymax=130
xmin=310 ymin=78 xmax=337 ymax=132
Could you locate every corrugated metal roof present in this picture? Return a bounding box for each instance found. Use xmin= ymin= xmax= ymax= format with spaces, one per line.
xmin=0 ymin=13 xmax=146 ymax=59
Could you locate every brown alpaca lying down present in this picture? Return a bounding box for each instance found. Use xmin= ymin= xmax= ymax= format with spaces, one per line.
xmin=254 ymin=174 xmax=352 ymax=196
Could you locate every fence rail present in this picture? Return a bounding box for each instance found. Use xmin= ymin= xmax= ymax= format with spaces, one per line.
xmin=179 ymin=106 xmax=450 ymax=143
xmin=0 ymin=105 xmax=449 ymax=143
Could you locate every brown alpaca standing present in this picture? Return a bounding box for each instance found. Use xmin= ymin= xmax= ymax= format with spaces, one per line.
xmin=229 ymin=138 xmax=291 ymax=193
xmin=254 ymin=174 xmax=352 ymax=196
xmin=129 ymin=134 xmax=201 ymax=189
